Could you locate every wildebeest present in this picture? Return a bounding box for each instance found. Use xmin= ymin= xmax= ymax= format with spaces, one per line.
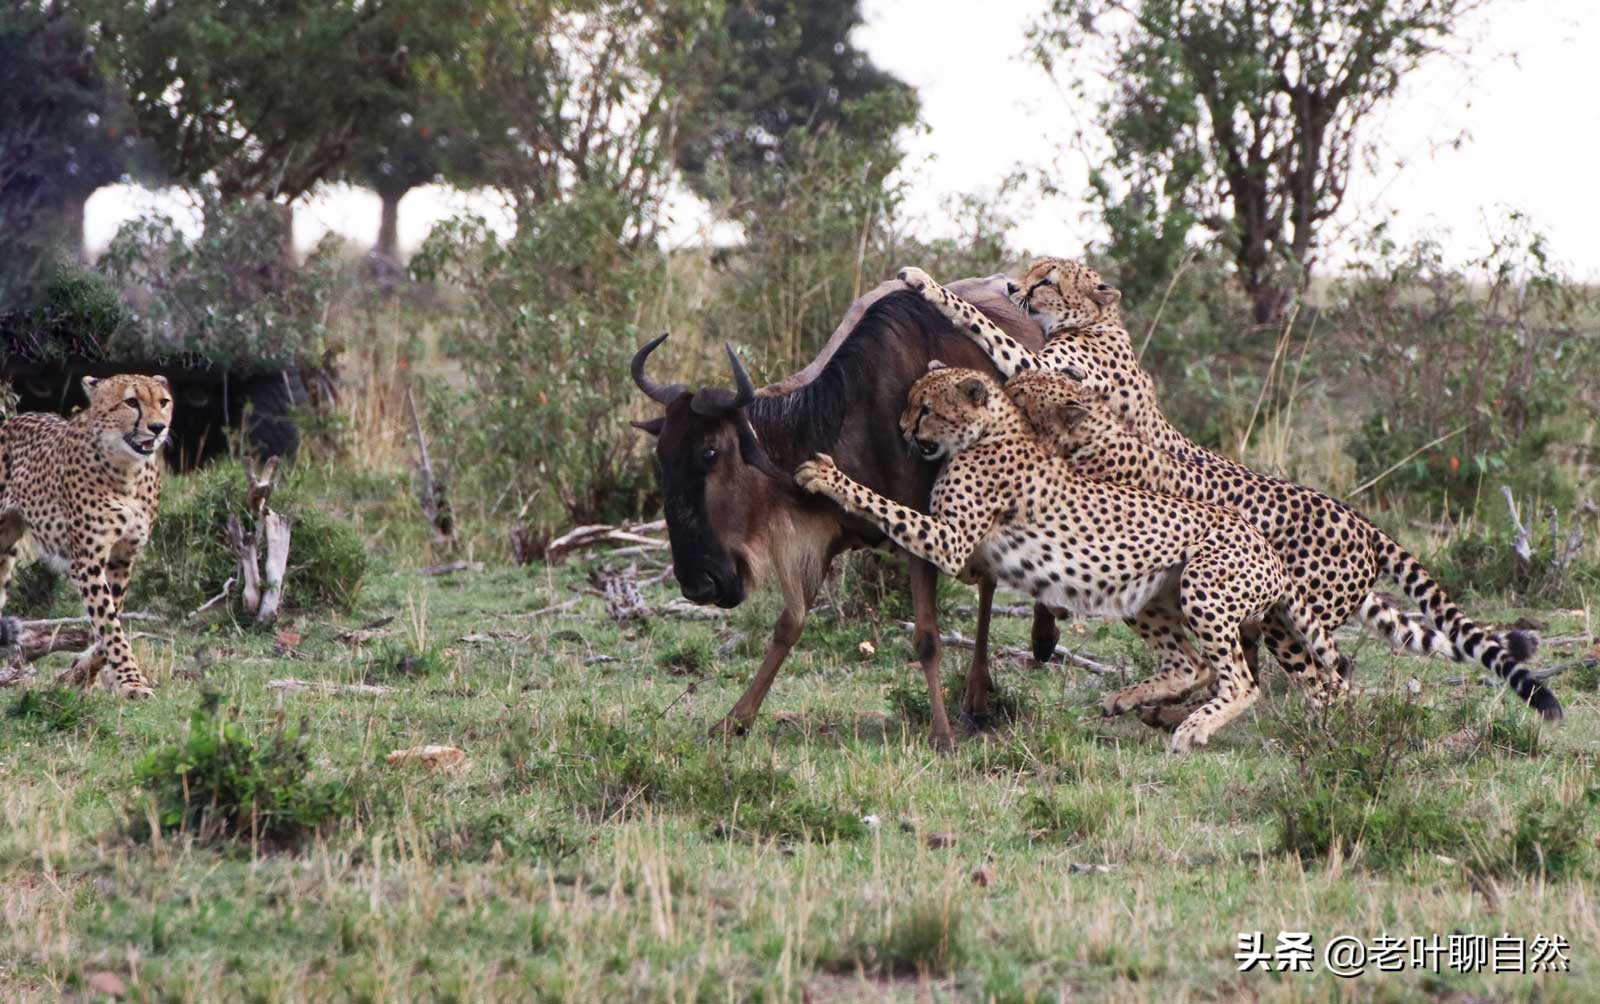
xmin=631 ymin=278 xmax=1051 ymax=749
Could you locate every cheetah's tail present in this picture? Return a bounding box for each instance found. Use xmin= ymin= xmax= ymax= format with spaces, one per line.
xmin=1356 ymin=592 xmax=1457 ymax=659
xmin=1371 ymin=529 xmax=1558 ymax=719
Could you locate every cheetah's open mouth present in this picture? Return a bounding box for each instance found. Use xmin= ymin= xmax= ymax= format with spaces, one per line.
xmin=913 ymin=438 xmax=944 ymax=460
xmin=125 ymin=434 xmax=161 ymax=455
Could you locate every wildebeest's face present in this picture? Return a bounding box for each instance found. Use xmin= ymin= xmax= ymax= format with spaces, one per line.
xmin=632 ymin=336 xmax=792 ymax=608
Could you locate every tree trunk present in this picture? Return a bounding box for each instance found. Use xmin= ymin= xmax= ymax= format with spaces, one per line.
xmin=274 ymin=201 xmax=297 ymax=269
xmin=375 ymin=188 xmax=402 ymax=261
xmin=1246 ymin=279 xmax=1291 ymax=327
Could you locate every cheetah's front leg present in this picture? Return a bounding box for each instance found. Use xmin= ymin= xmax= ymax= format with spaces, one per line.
xmin=898 ymin=267 xmax=1042 ymax=380
xmin=66 ymin=554 xmax=152 ymax=698
xmin=795 ymin=454 xmax=986 ymax=579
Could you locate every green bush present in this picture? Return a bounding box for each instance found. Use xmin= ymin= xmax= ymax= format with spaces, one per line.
xmin=133 ymin=460 xmax=368 ymax=615
xmin=1428 ymin=509 xmax=1600 ymax=607
xmin=4 ymin=562 xmax=76 ymax=619
xmin=506 ymin=712 xmax=864 ymax=844
xmin=8 ymin=686 xmax=96 ymax=732
xmin=97 ymin=200 xmax=349 ymax=367
xmin=1479 ymin=791 xmax=1596 ymax=881
xmin=1340 ymin=225 xmax=1600 ymax=510
xmin=822 ymin=898 xmax=969 ymax=978
xmin=133 ymin=693 xmax=360 ymax=846
xmin=411 ymin=185 xmax=664 ymax=539
xmin=1020 ymin=788 xmax=1123 ymax=844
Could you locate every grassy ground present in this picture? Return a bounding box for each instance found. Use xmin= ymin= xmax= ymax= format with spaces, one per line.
xmin=3 ymin=522 xmax=1597 ymax=1003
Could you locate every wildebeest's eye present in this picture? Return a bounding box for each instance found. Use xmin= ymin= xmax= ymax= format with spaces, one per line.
xmin=701 ymin=447 xmax=718 ymax=464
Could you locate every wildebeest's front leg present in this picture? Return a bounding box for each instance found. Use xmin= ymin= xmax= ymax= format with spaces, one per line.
xmin=713 ymin=571 xmax=814 ymax=738
xmin=961 ymin=578 xmax=998 ymax=728
xmin=909 ymin=557 xmax=958 ymax=751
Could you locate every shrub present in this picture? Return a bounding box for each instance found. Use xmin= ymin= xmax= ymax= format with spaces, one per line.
xmin=133 ymin=460 xmax=368 ymax=615
xmin=1274 ymin=782 xmax=1477 ymax=869
xmin=4 ymin=562 xmax=75 ymax=618
xmin=1478 ymin=791 xmax=1596 ymax=881
xmin=821 ymin=897 xmax=969 ymax=979
xmin=1339 ymin=224 xmax=1600 ymax=511
xmin=507 ymin=712 xmax=864 ymax=844
xmin=1428 ymin=504 xmax=1600 ymax=606
xmin=366 ymin=640 xmax=447 ymax=679
xmin=410 ymin=185 xmax=664 ymax=540
xmin=1020 ymin=788 xmax=1122 ymax=844
xmin=96 ymin=200 xmax=349 ymax=368
xmin=133 ymin=693 xmax=360 ymax=846
xmin=7 ymin=686 xmax=95 ymax=732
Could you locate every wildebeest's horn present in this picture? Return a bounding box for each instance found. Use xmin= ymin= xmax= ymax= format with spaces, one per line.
xmin=689 ymin=343 xmax=758 ymax=416
xmin=725 ymin=342 xmax=756 ymax=408
xmin=631 ymin=332 xmax=682 ymax=405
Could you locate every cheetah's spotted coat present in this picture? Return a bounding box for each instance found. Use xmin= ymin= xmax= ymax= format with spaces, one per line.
xmin=0 ymin=374 xmax=173 ymax=697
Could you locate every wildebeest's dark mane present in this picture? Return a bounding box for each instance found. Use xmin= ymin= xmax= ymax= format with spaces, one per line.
xmin=744 ymin=290 xmax=954 ymax=467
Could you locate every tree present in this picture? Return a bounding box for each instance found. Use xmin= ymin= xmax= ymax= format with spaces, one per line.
xmin=673 ymin=0 xmax=918 ymax=216
xmin=1034 ymin=0 xmax=1483 ymax=324
xmin=437 ymin=0 xmax=717 ymax=241
xmin=89 ymin=0 xmax=465 ymax=252
xmin=348 ymin=113 xmax=445 ymax=261
xmin=0 ymin=1 xmax=142 ymax=264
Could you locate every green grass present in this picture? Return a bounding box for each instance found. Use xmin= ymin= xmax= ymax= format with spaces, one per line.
xmin=1 ymin=488 xmax=1597 ymax=1001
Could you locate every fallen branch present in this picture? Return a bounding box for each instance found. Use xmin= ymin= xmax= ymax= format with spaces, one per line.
xmin=191 ymin=577 xmax=236 ymax=617
xmin=267 ymin=678 xmax=394 ymax=697
xmin=542 ymin=519 xmax=667 ymax=564
xmin=895 ymin=621 xmax=1119 ymax=676
xmin=420 ymin=560 xmax=485 ymax=576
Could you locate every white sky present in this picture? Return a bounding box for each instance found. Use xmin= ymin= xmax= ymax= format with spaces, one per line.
xmin=86 ymin=0 xmax=1600 ymax=279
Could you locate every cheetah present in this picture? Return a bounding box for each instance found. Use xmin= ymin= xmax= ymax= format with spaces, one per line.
xmin=0 ymin=374 xmax=173 ymax=697
xmin=897 ymin=262 xmax=1557 ymax=720
xmin=794 ymin=364 xmax=1349 ymax=752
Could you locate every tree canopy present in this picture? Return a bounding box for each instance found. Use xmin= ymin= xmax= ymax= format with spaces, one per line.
xmin=1034 ymin=0 xmax=1483 ymax=323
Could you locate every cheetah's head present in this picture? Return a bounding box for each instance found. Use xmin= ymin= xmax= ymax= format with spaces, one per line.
xmin=1009 ymin=256 xmax=1121 ymax=334
xmin=1005 ymin=370 xmax=1124 ymax=458
xmin=899 ymin=363 xmax=1005 ymax=462
xmin=84 ymin=374 xmax=174 ymax=464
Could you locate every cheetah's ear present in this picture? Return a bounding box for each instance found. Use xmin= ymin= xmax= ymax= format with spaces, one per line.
xmin=1088 ymin=282 xmax=1121 ymax=308
xmin=957 ymin=376 xmax=989 ymax=407
xmin=81 ymin=376 xmax=100 ymax=397
xmin=152 ymin=374 xmax=171 ymax=390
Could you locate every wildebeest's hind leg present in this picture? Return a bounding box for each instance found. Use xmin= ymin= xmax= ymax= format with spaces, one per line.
xmin=1030 ymin=603 xmax=1059 ymax=664
xmin=712 ymin=561 xmax=821 ymax=738
xmin=910 ymin=557 xmax=958 ymax=751
xmin=959 ymin=578 xmax=998 ymax=730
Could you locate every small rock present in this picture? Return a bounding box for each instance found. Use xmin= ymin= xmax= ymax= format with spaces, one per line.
xmin=857 ymin=640 xmax=877 ymax=657
xmin=385 ymin=745 xmax=470 ymax=774
xmin=1405 ymin=678 xmax=1422 ymax=695
xmin=87 ymin=971 xmax=126 ymax=996
xmin=925 ymin=832 xmax=958 ymax=850
xmin=970 ymin=868 xmax=992 ymax=887
xmin=275 ymin=630 xmax=304 ymax=649
xmin=860 ymin=814 xmax=881 ymax=830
